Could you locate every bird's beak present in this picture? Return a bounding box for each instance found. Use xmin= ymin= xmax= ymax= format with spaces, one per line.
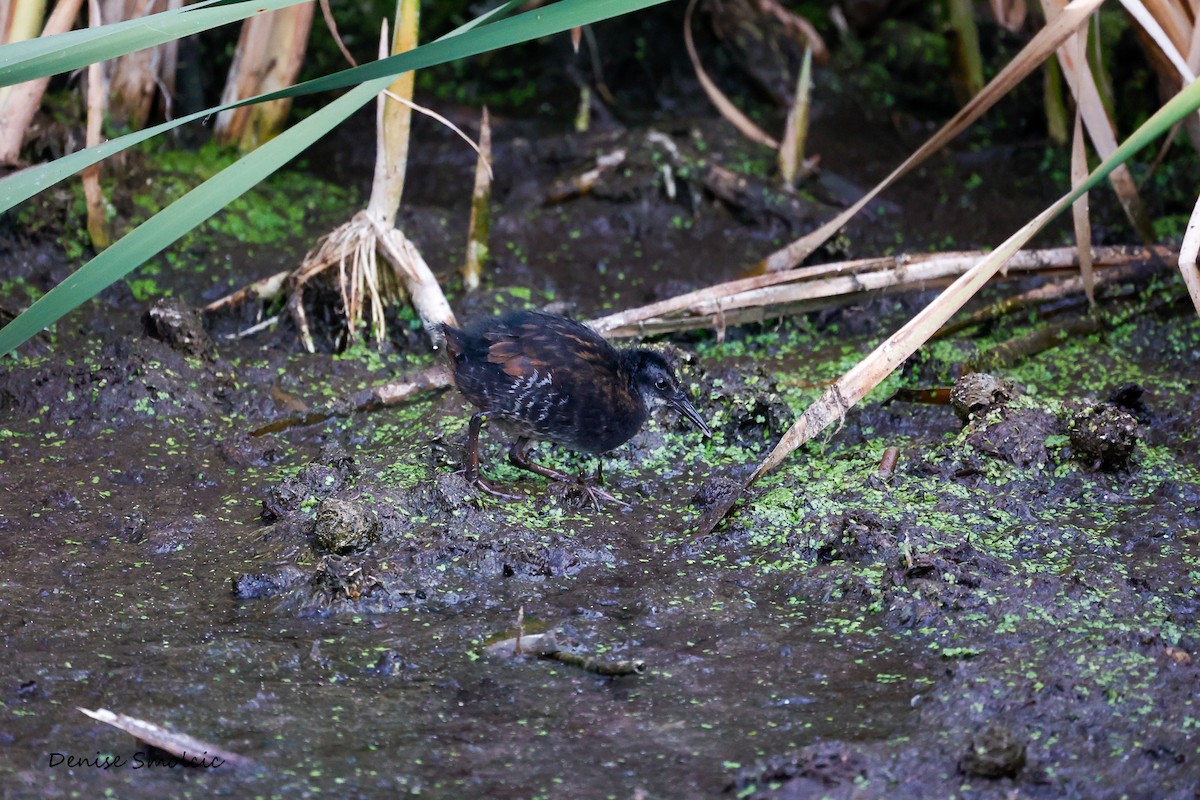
xmin=671 ymin=393 xmax=712 ymax=438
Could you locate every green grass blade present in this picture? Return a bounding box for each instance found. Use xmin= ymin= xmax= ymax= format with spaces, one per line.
xmin=0 ymin=0 xmax=524 ymax=87
xmin=0 ymin=77 xmax=388 ymax=358
xmin=0 ymin=107 xmax=216 ymax=209
xmin=439 ymin=0 xmax=524 ymax=37
xmin=0 ymin=0 xmax=671 ymax=356
xmin=1064 ymin=76 xmax=1200 ymax=205
xmin=0 ymin=0 xmax=666 ymax=216
xmin=0 ymin=0 xmax=307 ymax=87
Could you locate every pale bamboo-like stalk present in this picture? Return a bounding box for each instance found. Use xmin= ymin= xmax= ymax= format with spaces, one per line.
xmin=947 ymin=0 xmax=985 ymax=100
xmin=369 ymin=0 xmax=419 ymax=220
xmin=777 ymin=47 xmax=812 ymax=187
xmin=589 ymin=246 xmax=1170 ymax=338
xmin=462 ymin=107 xmax=492 ymax=291
xmin=0 ymin=0 xmax=84 ymax=166
xmin=1069 ymin=27 xmax=1093 ymax=306
xmin=287 ymin=1 xmax=455 ymax=351
xmin=0 ymin=0 xmax=48 ymax=109
xmin=371 ymin=0 xmax=455 ymax=341
xmin=83 ymin=0 xmax=110 ymax=249
xmin=102 ymin=0 xmax=161 ymax=129
xmin=214 ymin=3 xmax=315 ymax=151
xmin=369 ymin=214 xmax=454 ymax=342
xmin=1178 ymin=194 xmax=1200 ymax=315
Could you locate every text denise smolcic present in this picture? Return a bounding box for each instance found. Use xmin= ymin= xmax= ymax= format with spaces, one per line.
xmin=48 ymin=751 xmax=228 ymax=769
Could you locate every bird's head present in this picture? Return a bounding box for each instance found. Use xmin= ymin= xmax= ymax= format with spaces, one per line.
xmin=624 ymin=349 xmax=712 ymax=437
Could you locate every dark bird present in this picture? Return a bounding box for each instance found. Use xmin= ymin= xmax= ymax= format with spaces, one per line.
xmin=440 ymin=310 xmax=711 ymax=507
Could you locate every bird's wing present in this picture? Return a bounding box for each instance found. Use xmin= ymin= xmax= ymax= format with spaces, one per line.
xmin=484 ymin=314 xmax=616 ymax=382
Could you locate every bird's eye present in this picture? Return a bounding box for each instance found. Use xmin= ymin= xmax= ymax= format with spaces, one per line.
xmin=654 ymin=378 xmax=669 ymax=391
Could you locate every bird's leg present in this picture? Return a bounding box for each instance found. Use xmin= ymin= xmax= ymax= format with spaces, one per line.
xmin=509 ymin=438 xmax=622 ymax=510
xmin=460 ymin=412 xmax=522 ymax=500
xmin=508 ymin=437 xmax=574 ymax=482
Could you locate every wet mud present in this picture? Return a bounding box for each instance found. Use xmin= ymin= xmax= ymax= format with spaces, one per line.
xmin=3 ymin=43 xmax=1200 ymax=800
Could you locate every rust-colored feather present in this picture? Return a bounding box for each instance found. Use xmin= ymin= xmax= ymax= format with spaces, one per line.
xmin=483 ymin=318 xmax=606 ymax=382
xmin=486 ymin=338 xmax=549 ymax=379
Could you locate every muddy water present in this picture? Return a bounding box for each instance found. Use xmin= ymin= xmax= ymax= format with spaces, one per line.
xmin=0 ymin=401 xmax=926 ymax=797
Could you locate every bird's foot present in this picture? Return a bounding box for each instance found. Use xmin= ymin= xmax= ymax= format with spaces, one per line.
xmin=456 ymin=467 xmax=524 ymax=501
xmin=553 ymin=471 xmax=628 ymax=512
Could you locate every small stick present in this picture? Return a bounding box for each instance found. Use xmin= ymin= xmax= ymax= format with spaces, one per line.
xmin=932 ymin=259 xmax=1151 ymax=339
xmin=544 ymin=149 xmax=626 ymax=204
xmin=226 ymin=314 xmax=280 ymax=339
xmin=970 ymin=315 xmax=1104 ymax=371
xmin=250 ymin=366 xmax=451 ymax=436
xmin=546 ymin=650 xmax=646 ymax=676
xmin=203 ymin=269 xmax=291 ymax=314
xmin=877 ymin=447 xmax=900 ymax=482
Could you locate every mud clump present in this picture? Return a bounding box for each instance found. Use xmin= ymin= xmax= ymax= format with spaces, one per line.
xmin=948 ymin=372 xmax=1142 ymax=471
xmin=312 ymin=497 xmax=380 ymax=553
xmin=144 ymin=297 xmax=213 ymax=358
xmin=230 ymin=566 xmax=307 ymax=600
xmin=813 ymin=510 xmax=897 ymax=563
xmin=1066 ymin=401 xmax=1139 ymax=470
xmin=949 ymin=372 xmax=1015 ymax=422
xmin=261 ymin=448 xmax=359 ymax=521
xmin=729 ymin=742 xmax=868 ymax=797
xmin=958 ymin=723 xmax=1027 ymax=779
xmin=963 ymin=406 xmax=1059 ymax=467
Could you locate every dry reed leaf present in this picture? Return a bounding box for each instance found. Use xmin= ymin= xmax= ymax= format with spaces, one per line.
xmin=1070 ymin=109 xmax=1094 ymax=305
xmin=758 ymin=0 xmax=1105 ymax=273
xmin=1189 ymin=12 xmax=1200 ymax=67
xmin=1044 ymin=0 xmax=1154 ymax=242
xmin=991 ymin=0 xmax=1028 ymax=32
xmin=380 ymin=87 xmax=490 ymax=173
xmin=1125 ymin=0 xmax=1193 ymax=66
xmin=683 ymin=0 xmax=779 ymax=149
xmin=318 ymin=0 xmax=357 ymax=67
xmin=753 ymin=0 xmax=828 ymax=62
xmin=750 ymin=197 xmax=1079 ymax=483
xmin=1119 ymin=1 xmax=1200 ymax=165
